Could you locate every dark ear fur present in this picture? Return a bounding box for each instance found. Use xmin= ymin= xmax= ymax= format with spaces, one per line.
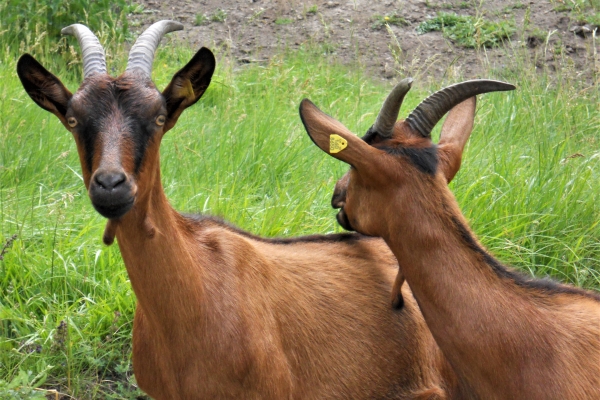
xmin=17 ymin=54 xmax=73 ymax=126
xmin=162 ymin=47 xmax=216 ymax=131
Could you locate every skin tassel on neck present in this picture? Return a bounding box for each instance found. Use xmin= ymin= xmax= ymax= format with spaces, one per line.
xmin=143 ymin=215 xmax=157 ymax=239
xmin=103 ymin=219 xmax=119 ymax=245
xmin=103 ymin=215 xmax=156 ymax=245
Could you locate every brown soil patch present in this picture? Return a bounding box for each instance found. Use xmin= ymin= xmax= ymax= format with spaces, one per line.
xmin=130 ymin=0 xmax=599 ymax=83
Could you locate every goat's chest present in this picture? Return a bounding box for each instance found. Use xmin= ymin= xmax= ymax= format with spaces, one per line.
xmin=131 ymin=306 xmax=293 ymax=399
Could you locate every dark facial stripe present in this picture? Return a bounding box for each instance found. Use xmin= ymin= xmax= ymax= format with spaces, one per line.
xmin=451 ymin=215 xmax=600 ymax=302
xmin=73 ymin=82 xmax=117 ymax=174
xmin=80 ymin=120 xmax=100 ymax=174
xmin=130 ymin=119 xmax=154 ymax=174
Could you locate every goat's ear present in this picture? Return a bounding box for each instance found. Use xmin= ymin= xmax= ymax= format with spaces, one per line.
xmin=162 ymin=47 xmax=215 ymax=132
xmin=437 ymin=97 xmax=476 ymax=183
xmin=17 ymin=54 xmax=73 ymax=127
xmin=299 ymin=99 xmax=382 ymax=171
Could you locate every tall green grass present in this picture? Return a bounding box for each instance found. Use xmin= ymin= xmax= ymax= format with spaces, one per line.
xmin=0 ymin=43 xmax=598 ymax=398
xmin=0 ymin=0 xmax=132 ymax=82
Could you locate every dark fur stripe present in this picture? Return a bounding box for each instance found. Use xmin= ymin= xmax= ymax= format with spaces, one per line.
xmin=450 ymin=215 xmax=600 ymax=302
xmin=361 ymin=126 xmax=379 ymax=144
xmin=380 ymin=146 xmax=438 ymax=175
xmin=184 ymin=213 xmax=367 ymax=245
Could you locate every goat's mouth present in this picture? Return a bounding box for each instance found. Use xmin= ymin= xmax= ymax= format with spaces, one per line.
xmin=336 ymin=208 xmax=354 ymax=231
xmin=91 ymin=196 xmax=135 ymax=219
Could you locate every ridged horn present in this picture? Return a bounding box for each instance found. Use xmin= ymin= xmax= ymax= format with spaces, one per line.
xmin=126 ymin=20 xmax=184 ymax=76
xmin=405 ymin=79 xmax=516 ymax=138
xmin=61 ymin=24 xmax=107 ymax=78
xmin=372 ymin=78 xmax=414 ymax=138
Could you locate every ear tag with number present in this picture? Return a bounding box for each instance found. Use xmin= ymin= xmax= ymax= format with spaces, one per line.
xmin=329 ymin=134 xmax=348 ymax=154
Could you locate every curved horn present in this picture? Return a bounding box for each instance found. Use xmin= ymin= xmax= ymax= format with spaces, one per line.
xmin=61 ymin=24 xmax=107 ymax=78
xmin=126 ymin=20 xmax=184 ymax=76
xmin=405 ymin=79 xmax=516 ymax=138
xmin=372 ymin=78 xmax=413 ymax=138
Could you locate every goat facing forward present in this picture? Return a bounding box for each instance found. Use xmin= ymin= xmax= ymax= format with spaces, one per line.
xmin=17 ymin=21 xmax=462 ymax=399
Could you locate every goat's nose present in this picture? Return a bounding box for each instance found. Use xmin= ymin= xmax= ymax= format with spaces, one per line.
xmin=94 ymin=171 xmax=127 ymax=191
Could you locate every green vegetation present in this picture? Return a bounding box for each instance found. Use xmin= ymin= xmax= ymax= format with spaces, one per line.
xmin=306 ymin=5 xmax=318 ymax=14
xmin=275 ymin=18 xmax=294 ymax=25
xmin=0 ymin=0 xmax=131 ymax=58
xmin=1 ymin=3 xmax=599 ymax=399
xmin=195 ymin=9 xmax=228 ymax=25
xmin=210 ymin=9 xmax=227 ymax=23
xmin=0 ymin=369 xmax=49 ymax=399
xmin=418 ymin=12 xmax=516 ymax=48
xmin=0 ymin=0 xmax=134 ymax=84
xmin=0 ymin=0 xmax=130 ymax=41
xmin=194 ymin=13 xmax=208 ymax=26
xmin=551 ymin=0 xmax=593 ymax=12
xmin=497 ymin=2 xmax=528 ymax=16
xmin=551 ymin=0 xmax=600 ymax=24
xmin=588 ymin=13 xmax=600 ymax=25
xmin=371 ymin=13 xmax=410 ymax=30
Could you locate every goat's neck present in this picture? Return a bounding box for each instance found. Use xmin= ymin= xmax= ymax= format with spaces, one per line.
xmin=114 ymin=168 xmax=205 ymax=336
xmin=382 ymin=184 xmax=540 ymax=390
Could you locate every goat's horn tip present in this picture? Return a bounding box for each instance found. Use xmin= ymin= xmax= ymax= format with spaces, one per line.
xmin=392 ymin=77 xmax=413 ymax=92
xmin=172 ymin=21 xmax=185 ymax=31
xmin=160 ymin=20 xmax=184 ymax=32
xmin=480 ymin=79 xmax=517 ymax=92
xmin=61 ymin=25 xmax=76 ymax=35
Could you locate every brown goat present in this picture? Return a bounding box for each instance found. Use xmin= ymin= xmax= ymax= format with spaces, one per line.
xmin=300 ymin=79 xmax=600 ymax=399
xmin=18 ymin=21 xmax=460 ymax=399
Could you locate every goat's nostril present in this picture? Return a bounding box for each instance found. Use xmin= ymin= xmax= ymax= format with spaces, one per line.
xmin=331 ymin=198 xmax=345 ymax=209
xmin=94 ymin=171 xmax=127 ymax=191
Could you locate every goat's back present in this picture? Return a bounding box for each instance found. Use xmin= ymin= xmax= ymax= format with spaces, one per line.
xmin=188 ymin=215 xmax=450 ymax=399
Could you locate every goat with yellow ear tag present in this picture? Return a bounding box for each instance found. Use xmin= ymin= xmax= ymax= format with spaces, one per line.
xmin=301 ymin=78 xmax=600 ymax=400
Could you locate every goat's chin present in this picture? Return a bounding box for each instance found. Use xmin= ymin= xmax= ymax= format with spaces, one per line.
xmin=336 ymin=209 xmax=354 ymax=231
xmin=91 ymin=197 xmax=135 ymax=219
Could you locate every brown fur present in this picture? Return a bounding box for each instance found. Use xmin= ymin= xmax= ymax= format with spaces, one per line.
xmin=300 ymin=94 xmax=600 ymax=399
xmin=17 ymin=51 xmax=457 ymax=398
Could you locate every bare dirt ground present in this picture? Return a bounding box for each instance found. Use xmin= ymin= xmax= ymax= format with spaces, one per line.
xmin=129 ymin=0 xmax=599 ymax=83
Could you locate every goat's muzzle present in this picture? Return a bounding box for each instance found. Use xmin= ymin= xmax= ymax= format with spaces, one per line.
xmin=89 ymin=169 xmax=136 ymax=219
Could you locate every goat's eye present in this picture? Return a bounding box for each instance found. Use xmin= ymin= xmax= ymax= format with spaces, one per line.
xmin=67 ymin=117 xmax=77 ymax=128
xmin=156 ymin=115 xmax=166 ymax=126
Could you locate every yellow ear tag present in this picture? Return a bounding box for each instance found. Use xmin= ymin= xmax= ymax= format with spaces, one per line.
xmin=330 ymin=134 xmax=348 ymax=154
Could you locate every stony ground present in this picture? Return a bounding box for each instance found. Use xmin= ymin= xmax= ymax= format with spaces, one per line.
xmin=129 ymin=0 xmax=599 ymax=83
